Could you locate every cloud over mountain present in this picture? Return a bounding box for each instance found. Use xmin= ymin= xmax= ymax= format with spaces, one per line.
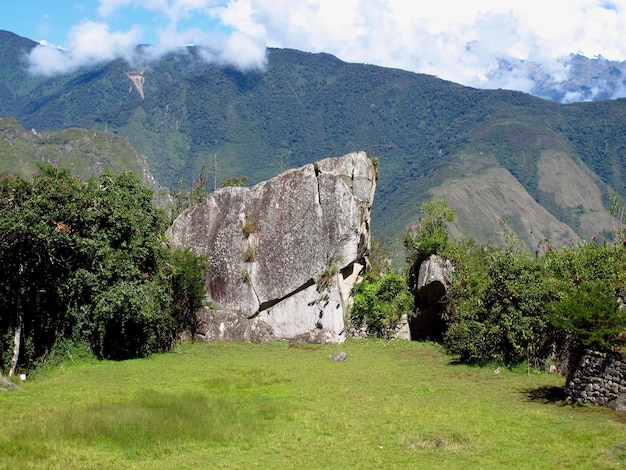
xmin=23 ymin=0 xmax=626 ymax=102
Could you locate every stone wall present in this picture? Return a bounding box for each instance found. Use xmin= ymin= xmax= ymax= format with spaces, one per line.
xmin=347 ymin=314 xmax=411 ymax=340
xmin=565 ymin=349 xmax=626 ymax=407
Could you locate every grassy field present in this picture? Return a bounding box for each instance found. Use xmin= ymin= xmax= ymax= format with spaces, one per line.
xmin=0 ymin=340 xmax=624 ymax=469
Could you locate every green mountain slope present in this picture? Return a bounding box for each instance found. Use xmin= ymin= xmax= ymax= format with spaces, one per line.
xmin=1 ymin=29 xmax=625 ymax=249
xmin=0 ymin=116 xmax=168 ymax=206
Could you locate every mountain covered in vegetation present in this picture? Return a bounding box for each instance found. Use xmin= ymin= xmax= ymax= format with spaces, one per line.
xmin=2 ymin=29 xmax=626 ymax=250
xmin=0 ymin=116 xmax=166 ymax=202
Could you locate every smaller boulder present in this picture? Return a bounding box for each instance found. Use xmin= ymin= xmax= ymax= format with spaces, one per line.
xmin=329 ymin=352 xmax=348 ymax=362
xmin=0 ymin=374 xmax=18 ymax=391
xmin=410 ymin=254 xmax=453 ymax=341
xmin=607 ymin=393 xmax=626 ymax=411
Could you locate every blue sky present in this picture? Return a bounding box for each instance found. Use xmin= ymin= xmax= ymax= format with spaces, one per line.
xmin=0 ymin=1 xmax=226 ymax=48
xmin=1 ymin=1 xmax=625 ymax=96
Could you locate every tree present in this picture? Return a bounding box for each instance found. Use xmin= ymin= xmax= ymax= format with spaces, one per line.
xmin=0 ymin=166 xmax=206 ymax=371
xmin=0 ymin=168 xmax=84 ymax=374
xmin=403 ymin=200 xmax=456 ymax=294
xmin=404 ymin=200 xmax=456 ymax=267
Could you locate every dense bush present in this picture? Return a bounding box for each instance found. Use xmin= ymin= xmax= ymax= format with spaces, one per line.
xmin=545 ymin=242 xmax=626 ymax=353
xmin=445 ymin=239 xmax=626 ymax=365
xmin=351 ymin=270 xmax=413 ymax=338
xmin=0 ymin=165 xmax=206 ymax=372
xmin=405 ymin=199 xmax=626 ymax=366
xmin=443 ymin=245 xmax=559 ymax=364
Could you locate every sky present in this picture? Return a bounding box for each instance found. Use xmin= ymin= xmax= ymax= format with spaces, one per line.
xmin=1 ymin=0 xmax=626 ymax=96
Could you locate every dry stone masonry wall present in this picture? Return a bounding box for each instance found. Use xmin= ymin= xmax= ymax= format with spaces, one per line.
xmin=565 ymin=349 xmax=626 ymax=408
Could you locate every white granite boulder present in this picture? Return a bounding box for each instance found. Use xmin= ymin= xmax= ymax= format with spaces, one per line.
xmin=166 ymin=151 xmax=376 ymax=343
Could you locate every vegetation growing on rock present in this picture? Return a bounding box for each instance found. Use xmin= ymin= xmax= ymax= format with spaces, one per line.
xmin=402 ymin=199 xmax=626 ymax=365
xmin=351 ymin=196 xmax=626 ymax=369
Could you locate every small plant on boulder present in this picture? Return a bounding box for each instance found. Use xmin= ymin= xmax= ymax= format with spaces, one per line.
xmin=243 ymin=245 xmax=257 ymax=262
xmin=242 ymin=216 xmax=257 ymax=238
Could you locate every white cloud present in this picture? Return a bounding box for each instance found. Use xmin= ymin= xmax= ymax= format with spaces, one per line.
xmin=25 ymin=0 xmax=626 ymax=97
xmin=219 ymin=30 xmax=266 ymax=70
xmin=29 ymin=0 xmax=267 ymax=75
xmin=28 ymin=20 xmax=142 ymax=75
xmin=214 ymin=0 xmax=626 ymax=90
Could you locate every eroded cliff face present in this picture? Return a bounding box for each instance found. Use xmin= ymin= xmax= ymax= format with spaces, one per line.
xmin=166 ymin=151 xmax=376 ymax=343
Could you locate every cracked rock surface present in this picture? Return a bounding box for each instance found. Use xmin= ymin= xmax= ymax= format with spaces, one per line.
xmin=166 ymin=151 xmax=376 ymax=343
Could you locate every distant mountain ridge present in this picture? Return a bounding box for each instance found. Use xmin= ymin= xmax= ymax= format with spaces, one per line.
xmin=1 ymin=29 xmax=626 ymax=253
xmin=492 ymin=54 xmax=626 ymax=103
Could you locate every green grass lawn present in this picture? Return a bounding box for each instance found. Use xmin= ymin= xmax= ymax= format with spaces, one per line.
xmin=1 ymin=339 xmax=624 ymax=469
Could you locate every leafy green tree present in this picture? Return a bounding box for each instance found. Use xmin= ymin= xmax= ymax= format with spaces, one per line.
xmin=0 ymin=165 xmax=206 ymax=371
xmin=0 ymin=167 xmax=89 ymax=373
xmin=404 ymin=200 xmax=456 ymax=268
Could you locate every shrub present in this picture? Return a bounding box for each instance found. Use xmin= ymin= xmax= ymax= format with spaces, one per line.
xmin=316 ymin=265 xmax=339 ymax=293
xmin=163 ymin=248 xmax=207 ymax=336
xmin=550 ymin=280 xmax=626 ymax=352
xmin=242 ymin=216 xmax=257 ymax=238
xmin=443 ymin=247 xmax=555 ymax=365
xmin=546 ymin=242 xmax=626 ymax=353
xmin=442 ymin=235 xmax=626 ymax=365
xmin=220 ymin=176 xmax=249 ymax=188
xmin=351 ymin=270 xmax=413 ymax=338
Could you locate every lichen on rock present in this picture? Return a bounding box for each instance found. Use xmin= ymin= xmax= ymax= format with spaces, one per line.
xmin=166 ymin=151 xmax=376 ymax=343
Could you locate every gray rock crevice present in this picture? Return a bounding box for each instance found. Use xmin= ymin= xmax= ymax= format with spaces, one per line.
xmin=245 ymin=269 xmax=262 ymax=318
xmin=255 ymin=277 xmax=316 ymax=315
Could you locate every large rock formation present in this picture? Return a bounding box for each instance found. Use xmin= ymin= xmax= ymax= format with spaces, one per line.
xmin=166 ymin=151 xmax=376 ymax=343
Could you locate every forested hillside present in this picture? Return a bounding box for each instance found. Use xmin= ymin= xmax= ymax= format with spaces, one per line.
xmin=0 ymin=116 xmax=157 ymax=181
xmin=2 ymin=29 xmax=626 ymax=249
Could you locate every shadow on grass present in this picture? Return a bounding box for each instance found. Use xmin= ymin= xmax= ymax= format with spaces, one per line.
xmin=524 ymin=386 xmax=568 ymax=404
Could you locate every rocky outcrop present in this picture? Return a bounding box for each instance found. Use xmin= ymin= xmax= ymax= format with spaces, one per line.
xmin=166 ymin=151 xmax=376 ymax=343
xmin=125 ymin=71 xmax=145 ymax=99
xmin=410 ymin=255 xmax=453 ymax=341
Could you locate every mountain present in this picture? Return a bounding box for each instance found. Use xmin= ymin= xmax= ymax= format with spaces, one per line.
xmin=0 ymin=116 xmax=168 ymax=206
xmin=1 ymin=29 xmax=626 ymax=253
xmin=492 ymin=54 xmax=626 ymax=103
